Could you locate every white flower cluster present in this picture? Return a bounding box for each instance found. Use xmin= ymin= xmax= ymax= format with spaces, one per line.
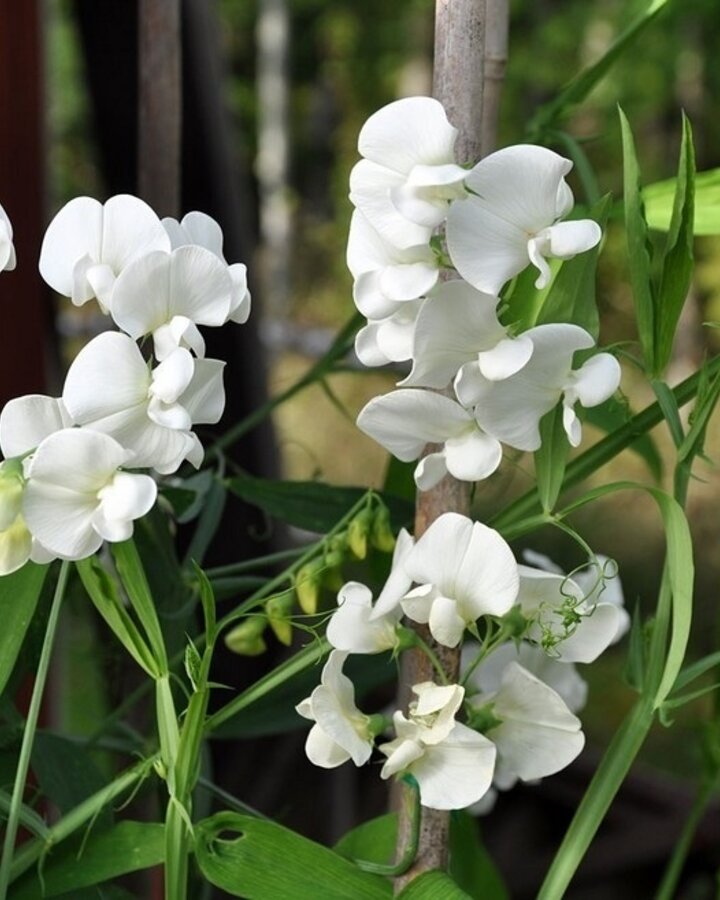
xmin=299 ymin=513 xmax=629 ymax=810
xmin=297 ymin=97 xmax=628 ymax=811
xmin=348 ymin=96 xmax=621 ymax=490
xmin=0 ymin=197 xmax=250 ymax=575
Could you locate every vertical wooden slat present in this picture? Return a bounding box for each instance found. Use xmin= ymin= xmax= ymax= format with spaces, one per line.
xmin=0 ymin=0 xmax=49 ymax=405
xmin=138 ymin=0 xmax=182 ymax=217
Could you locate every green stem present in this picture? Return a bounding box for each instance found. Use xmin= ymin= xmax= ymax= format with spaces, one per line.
xmin=0 ymin=561 xmax=70 ymax=900
xmin=655 ymin=778 xmax=717 ymax=900
xmin=204 ymin=547 xmax=306 ymax=578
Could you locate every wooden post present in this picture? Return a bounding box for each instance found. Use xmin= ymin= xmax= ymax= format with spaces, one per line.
xmin=138 ymin=0 xmax=182 ymax=217
xmin=394 ymin=0 xmax=508 ymax=888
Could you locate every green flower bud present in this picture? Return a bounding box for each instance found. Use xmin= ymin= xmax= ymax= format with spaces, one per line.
xmin=465 ymin=701 xmax=503 ymax=735
xmin=266 ymin=593 xmax=295 ymax=646
xmin=0 ymin=462 xmax=24 ymax=532
xmin=294 ymin=559 xmax=324 ymax=614
xmin=347 ymin=509 xmax=373 ymax=560
xmin=225 ymin=614 xmax=268 ymax=656
xmin=370 ymin=504 xmax=396 ymax=553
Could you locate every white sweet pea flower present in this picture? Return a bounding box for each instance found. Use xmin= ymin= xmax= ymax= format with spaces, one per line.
xmin=401 ymin=512 xmax=519 ymax=648
xmin=355 ymin=299 xmax=423 ymax=367
xmin=162 ymin=211 xmax=251 ymax=325
xmin=446 ymin=144 xmax=601 ymax=294
xmin=401 ymin=280 xmax=534 ymax=389
xmin=62 ymin=331 xmax=225 ymax=475
xmin=0 ymin=395 xmax=72 ymax=460
xmin=22 ymin=429 xmax=156 ymax=560
xmin=357 ymin=390 xmax=502 ymax=491
xmin=0 ymin=203 xmax=16 ymax=272
xmin=465 ymin=641 xmax=588 ymax=714
xmin=296 ymin=650 xmax=375 ymax=769
xmin=110 ymin=246 xmax=234 ymax=360
xmin=379 ymin=682 xmax=496 ymax=810
xmin=456 ymin=323 xmax=621 ymax=450
xmin=347 ymin=210 xmax=438 ymax=319
xmin=350 ymin=96 xmax=467 ymax=249
xmin=469 ymin=661 xmax=584 ymax=790
xmin=517 ymin=564 xmax=624 ymax=664
xmin=38 ymin=195 xmax=171 ymax=312
xmin=326 ymin=581 xmax=403 ymax=654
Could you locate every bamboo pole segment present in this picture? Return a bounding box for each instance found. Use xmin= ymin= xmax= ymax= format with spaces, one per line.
xmin=138 ymin=0 xmax=182 ymax=217
xmin=394 ymin=0 xmax=508 ymax=889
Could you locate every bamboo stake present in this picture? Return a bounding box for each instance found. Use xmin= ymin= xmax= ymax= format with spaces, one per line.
xmin=394 ymin=0 xmax=508 ymax=888
xmin=138 ymin=0 xmax=182 ymax=217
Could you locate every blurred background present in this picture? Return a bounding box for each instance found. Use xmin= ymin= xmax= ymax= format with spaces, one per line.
xmin=2 ymin=0 xmax=720 ymax=896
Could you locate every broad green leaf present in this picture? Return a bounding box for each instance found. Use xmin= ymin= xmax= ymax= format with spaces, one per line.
xmin=620 ymin=107 xmax=655 ymax=369
xmin=226 ymin=475 xmax=413 ymax=534
xmin=31 ymin=732 xmax=110 ymax=823
xmin=535 ymin=195 xmax=611 ymax=338
xmin=655 ymin=114 xmax=695 ymax=374
xmin=10 ymin=821 xmax=165 ymax=899
xmin=534 ymin=405 xmax=570 ymax=514
xmin=449 ymin=812 xmax=508 ymax=900
xmin=396 ymin=871 xmax=471 ymax=899
xmin=194 ymin=812 xmax=391 ymax=899
xmin=644 ymin=167 xmax=720 ymax=236
xmin=528 ymin=0 xmax=669 ymax=140
xmin=335 ymin=813 xmax=397 ymax=867
xmin=0 ymin=563 xmax=49 ymax=697
xmin=584 ymin=397 xmax=662 ymax=481
xmin=75 ymin=557 xmax=159 ymax=679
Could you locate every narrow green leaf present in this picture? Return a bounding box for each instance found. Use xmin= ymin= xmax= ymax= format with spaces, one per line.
xmin=534 ymin=405 xmax=570 ymax=514
xmin=651 ymin=380 xmax=685 ymax=447
xmin=528 ymin=0 xmax=669 ymax=139
xmin=655 ymin=114 xmax=695 ymax=374
xmin=535 ymin=195 xmax=611 ymax=338
xmin=449 ymin=812 xmax=508 ymax=900
xmin=619 ymin=107 xmax=656 ymax=368
xmin=677 ymin=369 xmax=720 ymax=466
xmin=396 ymin=871 xmax=471 ymax=899
xmin=10 ymin=821 xmax=165 ymax=900
xmin=194 ymin=812 xmax=392 ymax=899
xmin=192 ymin=562 xmax=217 ymax=643
xmin=226 ymin=475 xmax=412 ymax=534
xmin=0 ymin=563 xmax=49 ymax=698
xmin=182 ymin=476 xmax=227 ymax=568
xmin=644 ymin=167 xmax=720 ymax=236
xmin=0 ymin=790 xmax=49 ymax=841
xmin=622 ymin=604 xmax=646 ymax=693
xmin=670 ymin=649 xmax=720 ymax=694
xmin=75 ymin=557 xmax=159 ymax=679
xmin=112 ymin=540 xmax=168 ymax=672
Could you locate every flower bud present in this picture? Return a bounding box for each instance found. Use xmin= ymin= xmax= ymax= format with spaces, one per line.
xmin=294 ymin=559 xmax=324 ymax=615
xmin=0 ymin=462 xmax=24 ymax=531
xmin=225 ymin=614 xmax=268 ymax=656
xmin=347 ymin=509 xmax=373 ymax=560
xmin=370 ymin=504 xmax=396 ymax=553
xmin=266 ymin=593 xmax=295 ymax=646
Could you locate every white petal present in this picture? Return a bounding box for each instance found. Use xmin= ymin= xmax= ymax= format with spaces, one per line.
xmin=100 ymin=194 xmax=171 ymax=275
xmin=153 ymin=315 xmax=206 ymax=361
xmin=0 ymin=396 xmax=71 ymax=459
xmin=546 ymin=219 xmax=602 ymax=259
xmin=428 ymin=595 xmax=466 ymax=648
xmin=357 ymin=97 xmax=458 ymax=174
xmin=372 ymin=528 xmax=415 ymax=618
xmin=556 ymin=603 xmax=624 ymax=664
xmin=304 ymin=724 xmax=352 ymax=769
xmin=92 ymin=472 xmax=156 ymax=542
xmin=357 ymin=390 xmax=473 ymax=461
xmin=402 ymin=281 xmax=506 ymax=389
xmin=149 ymin=348 xmax=195 ymax=405
xmin=39 ymin=197 xmax=103 ymax=298
xmin=568 ymin=353 xmax=621 ymax=408
xmin=401 ymin=584 xmax=436 ymax=625
xmin=411 ymin=723 xmax=496 ymax=810
xmin=27 ymin=429 xmax=130 ymax=494
xmin=379 ymin=261 xmax=438 ymax=302
xmin=444 ymin=430 xmax=503 ymax=482
xmin=228 ymin=264 xmax=251 ymax=323
xmin=476 ymin=334 xmax=534 ymax=381
xmin=414 ymin=452 xmax=449 ymax=491
xmin=327 ymin=581 xmax=397 ymax=653
xmin=63 ymin=332 xmax=149 ymax=424
xmin=180 ymin=358 xmax=226 ymax=425
xmin=350 ymin=160 xmax=432 ymax=250
xmin=354 ymin=322 xmax=393 ymax=367
xmin=179 ymin=211 xmax=226 ymax=259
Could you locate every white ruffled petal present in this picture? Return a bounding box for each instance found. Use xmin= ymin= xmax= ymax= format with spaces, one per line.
xmin=93 ymin=472 xmax=157 ymax=542
xmin=350 ymin=160 xmax=432 ymax=250
xmin=0 ymin=395 xmax=72 ymax=459
xmin=39 ymin=197 xmax=103 ymax=299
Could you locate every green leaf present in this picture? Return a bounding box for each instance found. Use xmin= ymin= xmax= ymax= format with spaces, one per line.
xmin=194 ymin=812 xmax=392 ymax=899
xmin=528 ymin=0 xmax=669 ymax=140
xmin=449 ymin=812 xmax=508 ymax=900
xmin=226 ymin=475 xmax=413 ymax=534
xmin=622 ymin=604 xmax=646 ymax=692
xmin=584 ymin=397 xmax=662 ymax=481
xmin=112 ymin=539 xmax=168 ymax=672
xmin=0 ymin=790 xmax=49 ymax=841
xmin=655 ymin=114 xmax=695 ymax=374
xmin=182 ymin=476 xmax=227 ymax=568
xmin=670 ymin=649 xmax=720 ymax=694
xmin=10 ymin=821 xmax=165 ymax=899
xmin=335 ymin=813 xmax=397 ymax=868
xmin=75 ymin=557 xmax=159 ymax=679
xmin=651 ymin=380 xmax=685 ymax=448
xmin=396 ymin=871 xmax=471 ymax=899
xmin=535 ymin=195 xmax=611 ymax=338
xmin=620 ymin=107 xmax=656 ymax=369
xmin=644 ymin=167 xmax=720 ymax=236
xmin=0 ymin=563 xmax=49 ymax=697
xmin=502 ymin=261 xmax=561 ymax=332
xmin=534 ymin=405 xmax=570 ymax=514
